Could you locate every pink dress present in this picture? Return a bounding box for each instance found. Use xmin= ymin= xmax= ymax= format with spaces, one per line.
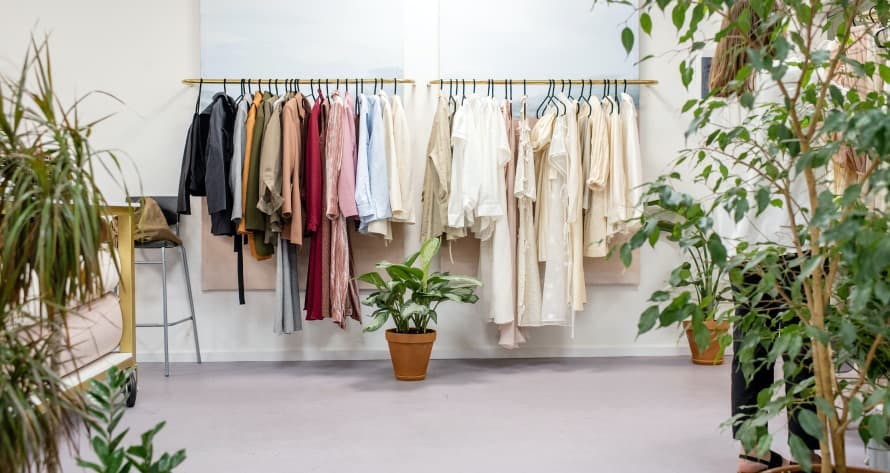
xmin=325 ymin=93 xmax=361 ymax=327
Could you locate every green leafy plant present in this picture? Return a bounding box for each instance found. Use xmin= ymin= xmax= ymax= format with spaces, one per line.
xmin=599 ymin=0 xmax=890 ymax=471
xmin=77 ymin=367 xmax=186 ymax=473
xmin=635 ymin=184 xmax=731 ymax=352
xmin=358 ymin=238 xmax=482 ymax=333
xmin=0 ymin=36 xmax=126 ymax=473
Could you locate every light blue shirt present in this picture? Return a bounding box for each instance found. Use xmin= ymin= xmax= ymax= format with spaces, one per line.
xmin=355 ymin=94 xmax=391 ymax=232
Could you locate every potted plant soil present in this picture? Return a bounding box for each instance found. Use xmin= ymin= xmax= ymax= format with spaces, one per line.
xmin=358 ymin=238 xmax=481 ymax=381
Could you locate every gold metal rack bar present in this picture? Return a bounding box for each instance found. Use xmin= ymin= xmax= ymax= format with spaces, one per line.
xmin=182 ymin=78 xmax=416 ymax=85
xmin=428 ymin=79 xmax=658 ymax=86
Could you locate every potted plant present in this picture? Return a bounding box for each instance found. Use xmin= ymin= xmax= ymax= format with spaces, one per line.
xmin=358 ymin=238 xmax=481 ymax=381
xmin=0 ymin=37 xmax=127 ymax=473
xmin=639 ymin=204 xmax=731 ymax=365
xmin=604 ymin=0 xmax=890 ymax=471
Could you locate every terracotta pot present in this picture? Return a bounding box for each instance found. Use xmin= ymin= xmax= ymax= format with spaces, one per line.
xmin=683 ymin=320 xmax=730 ymax=366
xmin=385 ymin=329 xmax=436 ymax=381
xmin=763 ymin=465 xmax=886 ymax=472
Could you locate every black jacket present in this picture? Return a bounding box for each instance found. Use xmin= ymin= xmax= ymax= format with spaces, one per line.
xmin=176 ymin=93 xmax=237 ymax=236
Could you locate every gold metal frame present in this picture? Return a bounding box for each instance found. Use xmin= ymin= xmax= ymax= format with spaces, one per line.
xmin=64 ymin=205 xmax=137 ymax=393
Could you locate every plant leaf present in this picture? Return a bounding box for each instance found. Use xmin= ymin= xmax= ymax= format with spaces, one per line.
xmin=621 ymin=27 xmax=635 ymax=54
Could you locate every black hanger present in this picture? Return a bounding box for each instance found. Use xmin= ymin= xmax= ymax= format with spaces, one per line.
xmin=360 ymin=78 xmax=364 ymax=94
xmin=461 ymin=79 xmax=466 ymax=104
xmin=448 ymin=79 xmax=457 ymax=114
xmin=472 ymin=79 xmax=476 ymax=95
xmin=373 ymin=78 xmax=378 ymax=94
xmin=623 ymin=79 xmax=628 ymax=94
xmin=614 ymin=79 xmax=620 ymax=115
xmin=223 ymin=78 xmax=228 ymax=96
xmin=567 ymin=80 xmax=574 ymax=100
xmin=535 ymin=80 xmax=549 ymax=118
xmin=576 ymin=81 xmax=584 ymax=117
xmin=393 ymin=77 xmax=397 ymax=96
xmin=587 ymin=80 xmax=594 ymax=118
xmin=325 ymin=79 xmax=330 ymax=98
xmin=195 ymin=78 xmax=203 ymax=114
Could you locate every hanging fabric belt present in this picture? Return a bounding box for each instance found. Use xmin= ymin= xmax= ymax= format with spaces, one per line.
xmin=234 ymin=234 xmax=246 ymax=304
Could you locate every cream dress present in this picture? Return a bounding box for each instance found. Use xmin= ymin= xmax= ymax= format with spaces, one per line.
xmin=537 ymin=106 xmax=572 ymax=326
xmin=515 ymin=97 xmax=543 ymax=327
xmin=584 ymin=97 xmax=611 ymax=257
xmin=476 ymin=98 xmax=515 ymax=327
xmin=563 ymin=96 xmax=586 ymax=316
xmin=605 ymin=96 xmax=627 ymax=238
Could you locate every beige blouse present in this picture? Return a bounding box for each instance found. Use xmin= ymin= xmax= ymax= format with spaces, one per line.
xmin=420 ymin=94 xmax=456 ymax=241
xmin=584 ymin=98 xmax=611 ymax=257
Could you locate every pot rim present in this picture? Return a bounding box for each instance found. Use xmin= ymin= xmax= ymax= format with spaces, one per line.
xmin=385 ymin=328 xmax=437 ymax=335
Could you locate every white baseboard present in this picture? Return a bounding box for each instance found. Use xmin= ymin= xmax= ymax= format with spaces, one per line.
xmin=134 ymin=345 xmax=701 ymax=363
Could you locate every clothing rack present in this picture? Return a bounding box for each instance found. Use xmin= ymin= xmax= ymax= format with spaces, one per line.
xmin=428 ymin=79 xmax=658 ymax=86
xmin=181 ymin=78 xmax=416 ymax=85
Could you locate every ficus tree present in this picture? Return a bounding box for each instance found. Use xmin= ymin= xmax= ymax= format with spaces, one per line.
xmin=598 ymin=0 xmax=890 ymax=471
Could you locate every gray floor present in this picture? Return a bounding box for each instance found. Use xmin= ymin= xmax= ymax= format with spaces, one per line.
xmin=62 ymin=358 xmax=867 ymax=473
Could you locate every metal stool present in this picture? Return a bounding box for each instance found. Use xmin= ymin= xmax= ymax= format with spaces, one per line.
xmin=131 ymin=196 xmax=201 ymax=377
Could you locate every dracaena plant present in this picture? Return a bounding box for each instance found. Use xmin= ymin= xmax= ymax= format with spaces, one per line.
xmin=358 ymin=238 xmax=482 ymax=334
xmin=0 ymin=36 xmax=126 ymax=473
xmin=598 ymin=0 xmax=890 ymax=471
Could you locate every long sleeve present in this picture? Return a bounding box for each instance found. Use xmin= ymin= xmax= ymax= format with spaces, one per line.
xmin=606 ymin=100 xmax=627 ymax=236
xmin=390 ymin=95 xmax=415 ymax=223
xmin=305 ymin=100 xmax=323 ymax=233
xmin=354 ymin=95 xmax=374 ymax=223
xmin=324 ymin=96 xmax=344 ymax=219
xmin=586 ymin=99 xmax=610 ymax=190
xmin=257 ymin=100 xmax=284 ymax=226
xmin=622 ymin=93 xmax=644 ymax=222
xmin=230 ymin=100 xmax=248 ymax=223
xmin=204 ymin=94 xmax=236 ymax=236
xmin=337 ymin=94 xmax=359 ymax=218
xmin=378 ymin=91 xmax=404 ymax=221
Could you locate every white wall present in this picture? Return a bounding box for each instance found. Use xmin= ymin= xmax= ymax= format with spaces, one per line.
xmin=1 ymin=0 xmax=696 ymax=362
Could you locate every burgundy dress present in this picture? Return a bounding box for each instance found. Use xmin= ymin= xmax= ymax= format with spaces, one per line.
xmin=304 ymin=95 xmax=325 ymax=320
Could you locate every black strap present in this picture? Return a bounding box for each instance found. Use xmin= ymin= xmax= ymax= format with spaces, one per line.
xmin=739 ymin=450 xmax=786 ymax=468
xmin=234 ymin=234 xmax=245 ymax=305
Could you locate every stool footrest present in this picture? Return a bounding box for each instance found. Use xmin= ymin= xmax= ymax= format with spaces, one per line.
xmin=136 ymin=316 xmax=194 ymax=328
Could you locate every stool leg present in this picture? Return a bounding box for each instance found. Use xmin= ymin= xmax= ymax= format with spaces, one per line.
xmin=179 ymin=244 xmax=202 ymax=364
xmin=161 ymin=247 xmax=170 ymax=377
